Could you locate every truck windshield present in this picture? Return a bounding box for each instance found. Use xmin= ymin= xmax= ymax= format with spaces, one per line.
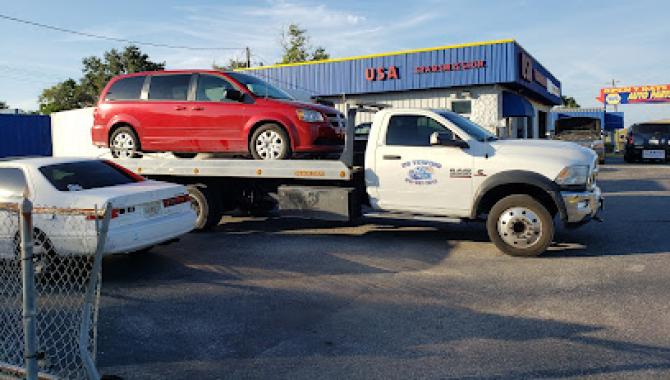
xmin=437 ymin=111 xmax=498 ymax=142
xmin=226 ymin=72 xmax=294 ymax=100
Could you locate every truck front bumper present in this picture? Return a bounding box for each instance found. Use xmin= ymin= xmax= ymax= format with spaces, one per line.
xmin=560 ymin=185 xmax=603 ymax=225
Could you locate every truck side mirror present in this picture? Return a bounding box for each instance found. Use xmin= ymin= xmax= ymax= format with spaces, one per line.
xmin=430 ymin=132 xmax=469 ymax=149
xmin=224 ymin=89 xmax=244 ymax=102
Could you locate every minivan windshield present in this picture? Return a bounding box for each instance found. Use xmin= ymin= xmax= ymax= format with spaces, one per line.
xmin=437 ymin=111 xmax=498 ymax=142
xmin=226 ymin=72 xmax=294 ymax=100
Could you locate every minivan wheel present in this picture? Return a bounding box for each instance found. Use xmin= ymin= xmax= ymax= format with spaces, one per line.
xmin=486 ymin=195 xmax=554 ymax=257
xmin=250 ymin=124 xmax=291 ymax=160
xmin=110 ymin=127 xmax=141 ymax=159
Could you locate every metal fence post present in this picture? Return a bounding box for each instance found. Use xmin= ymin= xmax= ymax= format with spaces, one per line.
xmin=79 ymin=204 xmax=111 ymax=380
xmin=20 ymin=197 xmax=38 ymax=380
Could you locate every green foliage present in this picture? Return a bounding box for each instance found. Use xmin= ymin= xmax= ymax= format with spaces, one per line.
xmin=39 ymin=45 xmax=165 ymax=114
xmin=561 ymin=95 xmax=580 ymax=108
xmin=280 ymin=24 xmax=329 ymax=64
xmin=213 ymin=58 xmax=249 ymax=71
xmin=38 ymin=79 xmax=84 ymax=114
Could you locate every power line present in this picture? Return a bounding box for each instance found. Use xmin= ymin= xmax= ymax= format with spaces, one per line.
xmin=0 ymin=13 xmax=244 ymax=51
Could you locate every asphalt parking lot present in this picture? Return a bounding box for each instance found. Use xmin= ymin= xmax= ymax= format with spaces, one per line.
xmin=97 ymin=158 xmax=670 ymax=380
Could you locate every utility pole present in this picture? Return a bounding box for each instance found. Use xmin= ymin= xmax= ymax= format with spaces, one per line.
xmin=245 ymin=47 xmax=251 ymax=68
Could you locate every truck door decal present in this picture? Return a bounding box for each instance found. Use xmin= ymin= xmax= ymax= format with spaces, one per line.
xmin=402 ymin=160 xmax=441 ymax=185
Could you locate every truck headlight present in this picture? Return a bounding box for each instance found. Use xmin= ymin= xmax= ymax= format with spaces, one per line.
xmin=296 ymin=109 xmax=324 ymax=123
xmin=555 ymin=165 xmax=589 ymax=186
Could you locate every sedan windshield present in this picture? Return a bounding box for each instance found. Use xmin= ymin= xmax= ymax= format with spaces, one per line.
xmin=40 ymin=161 xmax=138 ymax=192
xmin=226 ymin=72 xmax=294 ymax=100
xmin=437 ymin=111 xmax=498 ymax=142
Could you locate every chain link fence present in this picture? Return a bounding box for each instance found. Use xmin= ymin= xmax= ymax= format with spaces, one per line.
xmin=0 ymin=199 xmax=110 ymax=380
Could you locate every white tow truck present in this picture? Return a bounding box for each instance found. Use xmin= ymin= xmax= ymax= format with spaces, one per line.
xmin=111 ymin=104 xmax=603 ymax=256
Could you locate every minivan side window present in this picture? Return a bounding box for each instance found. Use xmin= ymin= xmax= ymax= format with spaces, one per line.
xmin=386 ymin=115 xmax=453 ymax=146
xmin=196 ymin=75 xmax=237 ymax=102
xmin=0 ymin=168 xmax=28 ymax=198
xmin=148 ymin=74 xmax=192 ymax=101
xmin=105 ymin=76 xmax=146 ymax=101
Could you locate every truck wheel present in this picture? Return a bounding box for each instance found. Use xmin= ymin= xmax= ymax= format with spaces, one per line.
xmin=187 ymin=185 xmax=222 ymax=231
xmin=486 ymin=195 xmax=554 ymax=257
xmin=250 ymin=124 xmax=291 ymax=160
xmin=110 ymin=127 xmax=141 ymax=158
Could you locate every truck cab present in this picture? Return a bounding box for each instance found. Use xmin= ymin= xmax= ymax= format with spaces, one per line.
xmin=363 ymin=108 xmax=603 ymax=256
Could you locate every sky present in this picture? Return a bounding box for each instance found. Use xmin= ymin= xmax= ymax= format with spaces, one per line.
xmin=0 ymin=0 xmax=668 ymax=126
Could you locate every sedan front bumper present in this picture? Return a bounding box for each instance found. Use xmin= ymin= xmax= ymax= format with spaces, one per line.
xmin=561 ymin=185 xmax=603 ymax=225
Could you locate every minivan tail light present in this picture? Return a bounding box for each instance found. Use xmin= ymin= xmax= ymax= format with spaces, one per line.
xmin=163 ymin=194 xmax=191 ymax=208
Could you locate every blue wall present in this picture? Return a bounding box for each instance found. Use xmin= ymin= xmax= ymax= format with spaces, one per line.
xmin=242 ymin=40 xmax=562 ymax=105
xmin=0 ymin=114 xmax=52 ymax=158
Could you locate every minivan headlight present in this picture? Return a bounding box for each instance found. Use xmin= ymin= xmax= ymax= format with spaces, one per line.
xmin=555 ymin=165 xmax=589 ymax=186
xmin=296 ymin=109 xmax=324 ymax=123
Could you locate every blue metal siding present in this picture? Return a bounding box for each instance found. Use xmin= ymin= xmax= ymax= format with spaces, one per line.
xmin=0 ymin=115 xmax=52 ymax=158
xmin=250 ymin=42 xmax=517 ymax=96
xmin=247 ymin=41 xmax=561 ymax=105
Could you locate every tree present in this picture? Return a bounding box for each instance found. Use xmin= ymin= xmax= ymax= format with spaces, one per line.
xmin=0 ymin=101 xmax=8 ymax=109
xmin=38 ymin=79 xmax=85 ymax=114
xmin=561 ymin=95 xmax=580 ymax=108
xmin=280 ymin=24 xmax=329 ymax=64
xmin=39 ymin=45 xmax=165 ymax=113
xmin=213 ymin=57 xmax=249 ymax=71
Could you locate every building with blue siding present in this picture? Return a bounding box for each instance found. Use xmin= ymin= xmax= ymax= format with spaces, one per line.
xmin=239 ymin=39 xmax=562 ymax=139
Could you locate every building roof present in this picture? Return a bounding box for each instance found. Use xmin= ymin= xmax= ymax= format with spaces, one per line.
xmin=239 ymin=39 xmax=515 ymax=71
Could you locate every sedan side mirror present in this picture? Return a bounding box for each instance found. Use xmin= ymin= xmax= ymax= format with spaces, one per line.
xmin=224 ymin=89 xmax=244 ymax=102
xmin=430 ymin=131 xmax=469 ymax=149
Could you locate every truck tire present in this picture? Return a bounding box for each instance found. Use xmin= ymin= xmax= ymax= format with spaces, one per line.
xmin=187 ymin=185 xmax=222 ymax=231
xmin=110 ymin=126 xmax=141 ymax=158
xmin=250 ymin=124 xmax=291 ymax=160
xmin=486 ymin=194 xmax=554 ymax=257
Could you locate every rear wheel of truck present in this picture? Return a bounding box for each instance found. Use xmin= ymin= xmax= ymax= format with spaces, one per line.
xmin=250 ymin=124 xmax=291 ymax=160
xmin=187 ymin=185 xmax=222 ymax=231
xmin=486 ymin=194 xmax=554 ymax=257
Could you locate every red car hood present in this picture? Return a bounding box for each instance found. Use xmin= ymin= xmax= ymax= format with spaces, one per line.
xmin=276 ymin=99 xmax=341 ymax=116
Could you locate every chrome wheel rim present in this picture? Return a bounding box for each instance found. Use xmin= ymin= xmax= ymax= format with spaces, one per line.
xmin=255 ymin=130 xmax=284 ymax=160
xmin=497 ymin=207 xmax=542 ymax=248
xmin=112 ymin=132 xmax=136 ymax=158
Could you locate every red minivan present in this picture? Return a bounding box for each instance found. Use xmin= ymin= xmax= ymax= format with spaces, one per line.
xmin=92 ymin=70 xmax=345 ymax=160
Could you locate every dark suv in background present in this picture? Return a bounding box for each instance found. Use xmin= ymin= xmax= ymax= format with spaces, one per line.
xmin=624 ymin=121 xmax=670 ymax=163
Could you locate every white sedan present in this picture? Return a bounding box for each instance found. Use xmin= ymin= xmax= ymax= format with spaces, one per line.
xmin=0 ymin=157 xmax=196 ymax=272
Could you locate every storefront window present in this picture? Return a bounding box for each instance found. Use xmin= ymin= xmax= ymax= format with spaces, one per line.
xmin=450 ymin=100 xmax=472 ymax=117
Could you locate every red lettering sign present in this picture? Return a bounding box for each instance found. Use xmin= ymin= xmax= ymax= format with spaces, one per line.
xmin=365 ymin=66 xmax=400 ymax=81
xmin=415 ymin=60 xmax=486 ymax=74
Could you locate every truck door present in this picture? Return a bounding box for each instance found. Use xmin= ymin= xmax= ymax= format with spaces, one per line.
xmin=372 ymin=113 xmax=473 ymax=216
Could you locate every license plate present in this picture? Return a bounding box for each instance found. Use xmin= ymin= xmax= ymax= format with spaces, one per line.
xmin=143 ymin=201 xmax=162 ymax=217
xmin=642 ymin=150 xmax=665 ymax=159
